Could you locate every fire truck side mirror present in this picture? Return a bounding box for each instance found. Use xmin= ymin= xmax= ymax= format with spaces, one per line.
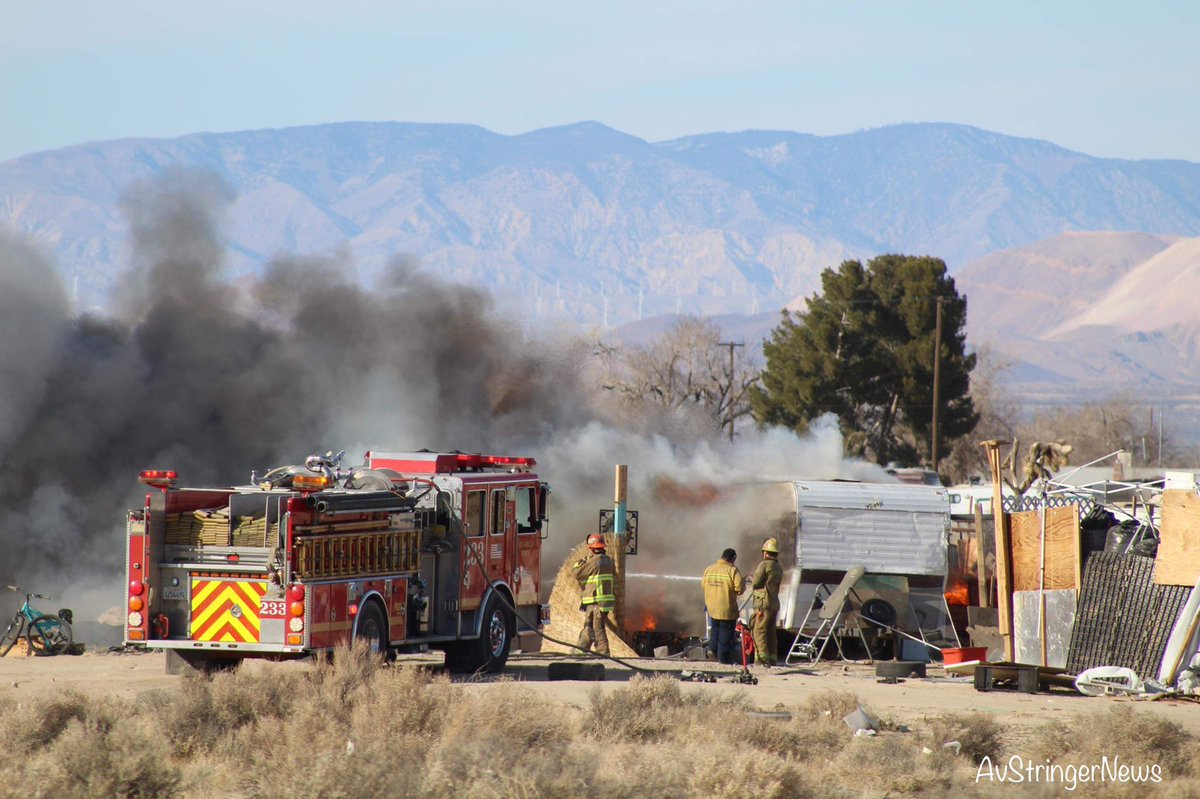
xmin=538 ymin=486 xmax=550 ymax=522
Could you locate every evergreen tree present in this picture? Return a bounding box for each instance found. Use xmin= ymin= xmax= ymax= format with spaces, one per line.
xmin=751 ymin=254 xmax=978 ymax=467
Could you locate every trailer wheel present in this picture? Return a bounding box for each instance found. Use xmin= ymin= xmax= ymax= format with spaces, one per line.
xmin=354 ymin=601 xmax=389 ymax=658
xmin=446 ymin=593 xmax=514 ymax=674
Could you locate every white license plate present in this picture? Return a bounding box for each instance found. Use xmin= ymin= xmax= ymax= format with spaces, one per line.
xmin=163 ymin=587 xmax=186 ymax=601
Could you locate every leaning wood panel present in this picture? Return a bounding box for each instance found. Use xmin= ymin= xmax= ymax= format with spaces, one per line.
xmin=1154 ymin=490 xmax=1200 ymax=586
xmin=982 ymin=440 xmax=1014 ymax=660
xmin=1010 ymin=505 xmax=1080 ymax=593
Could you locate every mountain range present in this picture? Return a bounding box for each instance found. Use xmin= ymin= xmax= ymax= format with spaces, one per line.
xmin=4 ymin=120 xmax=1200 ymax=333
xmin=5 ymin=120 xmax=1200 ymax=425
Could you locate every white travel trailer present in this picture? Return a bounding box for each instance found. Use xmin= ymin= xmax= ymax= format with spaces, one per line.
xmin=772 ymin=480 xmax=955 ymax=654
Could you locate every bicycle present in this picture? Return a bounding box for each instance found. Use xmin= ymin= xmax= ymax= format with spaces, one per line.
xmin=0 ymin=586 xmax=73 ymax=656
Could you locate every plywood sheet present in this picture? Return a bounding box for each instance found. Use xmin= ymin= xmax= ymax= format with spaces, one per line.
xmin=1010 ymin=506 xmax=1081 ymax=592
xmin=1154 ymin=490 xmax=1200 ymax=586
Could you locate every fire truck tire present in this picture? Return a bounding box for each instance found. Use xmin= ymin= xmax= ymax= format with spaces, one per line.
xmin=354 ymin=601 xmax=390 ymax=658
xmin=26 ymin=614 xmax=72 ymax=656
xmin=547 ymin=662 xmax=606 ymax=681
xmin=446 ymin=594 xmax=514 ymax=674
xmin=165 ymin=650 xmax=211 ymax=674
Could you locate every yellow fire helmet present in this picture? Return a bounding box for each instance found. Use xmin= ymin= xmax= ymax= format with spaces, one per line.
xmin=762 ymin=537 xmax=779 ymax=554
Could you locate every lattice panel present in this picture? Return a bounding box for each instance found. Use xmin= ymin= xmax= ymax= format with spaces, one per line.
xmin=1003 ymin=494 xmax=1096 ymax=515
xmin=1066 ymin=552 xmax=1191 ymax=678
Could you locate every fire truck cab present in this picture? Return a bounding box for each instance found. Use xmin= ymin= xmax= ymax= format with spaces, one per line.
xmin=123 ymin=450 xmax=550 ymax=673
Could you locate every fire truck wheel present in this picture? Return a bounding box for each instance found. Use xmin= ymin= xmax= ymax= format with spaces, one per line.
xmin=447 ymin=594 xmax=514 ymax=674
xmin=165 ymin=650 xmax=212 ymax=674
xmin=354 ymin=601 xmax=390 ymax=658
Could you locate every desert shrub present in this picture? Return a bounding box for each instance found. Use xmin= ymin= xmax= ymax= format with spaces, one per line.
xmin=1026 ymin=705 xmax=1198 ymax=779
xmin=699 ymin=708 xmax=847 ymax=763
xmin=347 ymin=666 xmax=457 ymax=742
xmin=831 ymin=734 xmax=945 ymax=795
xmin=586 ymin=676 xmax=683 ymax=742
xmin=585 ymin=675 xmax=749 ymax=743
xmin=589 ymin=742 xmax=696 ymax=799
xmin=796 ymin=689 xmax=863 ymax=722
xmin=926 ymin=711 xmax=1005 ymax=764
xmin=22 ymin=714 xmax=180 ymax=799
xmin=421 ymin=683 xmax=589 ymax=798
xmin=687 ymin=745 xmax=815 ymax=799
xmin=247 ymin=722 xmax=428 ymax=799
xmin=153 ymin=667 xmax=297 ymax=756
xmin=1 ymin=690 xmax=93 ymax=754
xmin=307 ymin=640 xmax=384 ymax=711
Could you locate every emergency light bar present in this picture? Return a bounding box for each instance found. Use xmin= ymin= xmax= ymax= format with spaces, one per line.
xmin=367 ymin=451 xmax=536 ymax=474
xmin=292 ymin=474 xmax=332 ymax=491
xmin=456 ymin=454 xmax=537 ymax=469
xmin=138 ymin=470 xmax=177 ymax=489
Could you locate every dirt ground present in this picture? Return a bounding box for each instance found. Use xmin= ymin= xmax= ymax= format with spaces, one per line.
xmin=3 ymin=648 xmax=1198 ymax=738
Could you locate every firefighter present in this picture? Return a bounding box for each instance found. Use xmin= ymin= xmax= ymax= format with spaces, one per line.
xmin=750 ymin=537 xmax=783 ymax=667
xmin=702 ymin=548 xmax=745 ymax=664
xmin=573 ymin=533 xmax=616 ymax=655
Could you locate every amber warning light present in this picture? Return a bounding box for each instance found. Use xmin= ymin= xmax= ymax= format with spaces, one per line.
xmin=138 ymin=470 xmax=178 ymax=489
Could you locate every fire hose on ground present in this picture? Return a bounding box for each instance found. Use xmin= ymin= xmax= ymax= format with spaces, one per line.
xmin=460 ymin=541 xmax=752 ymax=681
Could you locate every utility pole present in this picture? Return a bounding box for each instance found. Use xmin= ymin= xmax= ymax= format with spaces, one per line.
xmin=1159 ymin=405 xmax=1164 ymax=467
xmin=613 ymin=465 xmax=627 ymax=635
xmin=931 ymin=297 xmax=944 ymax=473
xmin=718 ymin=340 xmax=744 ymax=443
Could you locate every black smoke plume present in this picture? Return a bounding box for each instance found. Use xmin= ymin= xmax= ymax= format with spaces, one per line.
xmin=0 ymin=170 xmax=881 ymax=638
xmin=0 ymin=171 xmax=595 ymax=610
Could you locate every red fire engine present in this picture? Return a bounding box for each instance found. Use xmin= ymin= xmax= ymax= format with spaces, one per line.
xmin=123 ymin=450 xmax=550 ymax=673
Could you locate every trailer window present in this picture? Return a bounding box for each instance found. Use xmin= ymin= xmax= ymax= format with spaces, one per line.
xmin=490 ymin=489 xmax=506 ymax=536
xmin=465 ymin=490 xmax=485 ymax=537
xmin=516 ymin=487 xmax=536 ymax=534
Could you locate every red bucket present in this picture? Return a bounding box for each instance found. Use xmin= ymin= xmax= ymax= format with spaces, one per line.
xmin=941 ymin=646 xmax=987 ymax=665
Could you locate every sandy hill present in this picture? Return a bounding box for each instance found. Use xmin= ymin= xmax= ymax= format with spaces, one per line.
xmin=1047 ymin=237 xmax=1200 ymax=338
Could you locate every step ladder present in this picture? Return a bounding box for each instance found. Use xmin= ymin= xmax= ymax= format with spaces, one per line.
xmin=786 ymin=565 xmax=870 ymax=664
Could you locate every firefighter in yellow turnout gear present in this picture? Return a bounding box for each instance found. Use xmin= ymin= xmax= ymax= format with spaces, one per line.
xmin=573 ymin=533 xmax=617 ymax=655
xmin=702 ymin=548 xmax=746 ymax=664
xmin=750 ymin=538 xmax=783 ymax=666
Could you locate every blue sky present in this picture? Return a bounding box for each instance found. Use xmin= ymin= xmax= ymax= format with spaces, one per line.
xmin=2 ymin=1 xmax=1197 ymax=162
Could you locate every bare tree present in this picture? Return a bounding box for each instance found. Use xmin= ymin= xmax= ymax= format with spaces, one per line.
xmin=596 ymin=317 xmax=761 ymax=438
xmin=941 ymin=344 xmax=1020 ymax=483
xmin=1021 ymin=394 xmax=1184 ymax=468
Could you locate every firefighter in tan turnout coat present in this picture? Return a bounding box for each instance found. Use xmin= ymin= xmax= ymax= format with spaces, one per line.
xmin=573 ymin=533 xmax=617 ymax=655
xmin=750 ymin=538 xmax=783 ymax=666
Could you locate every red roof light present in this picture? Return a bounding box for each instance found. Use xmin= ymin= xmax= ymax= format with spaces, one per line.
xmin=138 ymin=470 xmax=178 ymax=489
